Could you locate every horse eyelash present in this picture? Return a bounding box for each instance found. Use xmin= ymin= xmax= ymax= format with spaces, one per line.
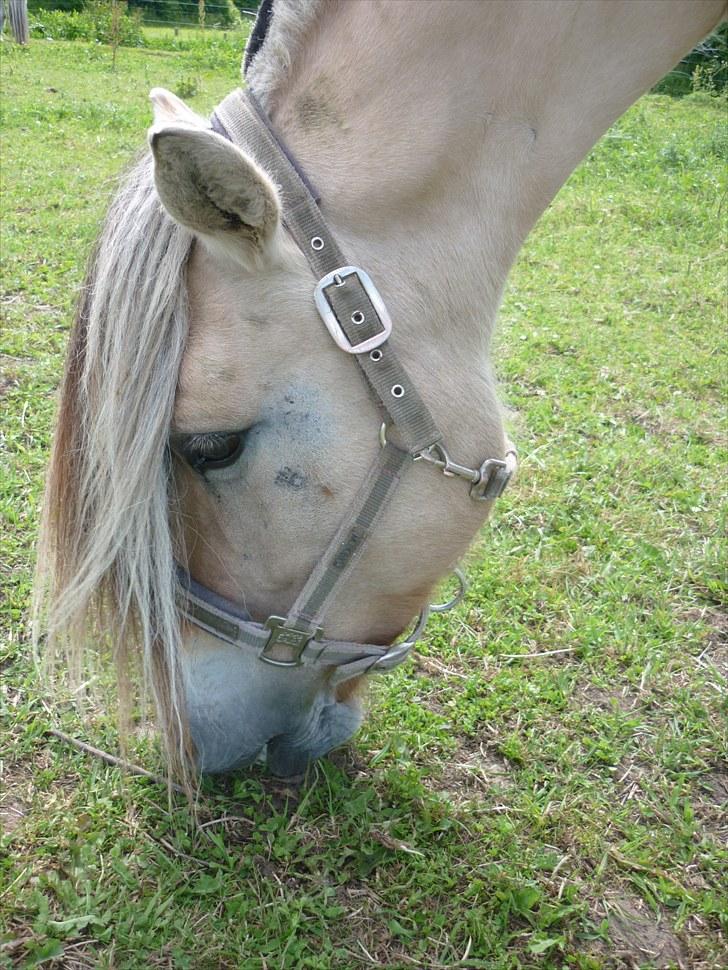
xmin=185 ymin=432 xmax=229 ymax=456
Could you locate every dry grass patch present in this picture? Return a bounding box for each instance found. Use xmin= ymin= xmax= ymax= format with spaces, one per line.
xmin=684 ymin=607 xmax=728 ymax=680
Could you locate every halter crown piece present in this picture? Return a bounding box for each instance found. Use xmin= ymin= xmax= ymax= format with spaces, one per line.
xmin=176 ymin=88 xmax=517 ymax=686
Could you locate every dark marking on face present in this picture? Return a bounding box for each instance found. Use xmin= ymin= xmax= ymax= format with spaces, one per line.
xmin=274 ymin=466 xmax=307 ymax=490
xmin=320 ymin=484 xmax=335 ymax=499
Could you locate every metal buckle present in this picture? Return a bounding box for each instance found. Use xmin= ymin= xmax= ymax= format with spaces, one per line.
xmin=314 ymin=266 xmax=392 ymax=354
xmin=260 ymin=616 xmax=322 ymax=667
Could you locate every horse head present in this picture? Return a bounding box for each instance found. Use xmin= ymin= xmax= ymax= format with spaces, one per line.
xmin=151 ymin=83 xmax=509 ymax=774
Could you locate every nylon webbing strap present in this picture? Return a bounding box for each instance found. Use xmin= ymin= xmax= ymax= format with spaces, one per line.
xmin=213 ymin=89 xmax=442 ymax=456
xmin=323 ymin=278 xmax=441 ymax=453
xmin=215 ymin=90 xmax=348 ymax=270
xmin=174 ymin=87 xmax=516 ymax=682
xmin=286 ymin=441 xmax=409 ymax=632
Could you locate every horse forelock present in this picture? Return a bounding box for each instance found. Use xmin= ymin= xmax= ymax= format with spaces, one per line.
xmin=35 ymin=154 xmax=196 ymax=785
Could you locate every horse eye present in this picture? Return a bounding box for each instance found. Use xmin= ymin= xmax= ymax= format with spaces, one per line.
xmin=178 ymin=432 xmax=244 ymax=472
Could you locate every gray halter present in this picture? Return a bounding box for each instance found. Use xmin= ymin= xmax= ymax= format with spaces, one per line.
xmin=177 ymin=88 xmax=517 ymax=686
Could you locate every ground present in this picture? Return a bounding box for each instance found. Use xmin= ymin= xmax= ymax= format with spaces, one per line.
xmin=1 ymin=29 xmax=726 ymax=970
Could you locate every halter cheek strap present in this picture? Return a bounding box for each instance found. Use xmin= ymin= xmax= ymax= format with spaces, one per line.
xmin=176 ymin=88 xmax=517 ymax=682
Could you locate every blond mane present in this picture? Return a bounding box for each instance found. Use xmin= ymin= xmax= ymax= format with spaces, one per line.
xmin=34 ymin=156 xmax=194 ymax=779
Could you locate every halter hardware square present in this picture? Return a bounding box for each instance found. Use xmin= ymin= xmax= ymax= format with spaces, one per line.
xmin=261 ymin=616 xmax=323 ymax=666
xmin=314 ymin=266 xmax=392 ymax=354
xmin=469 ymin=450 xmax=518 ymax=501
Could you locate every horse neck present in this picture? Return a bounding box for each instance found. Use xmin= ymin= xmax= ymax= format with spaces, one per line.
xmin=259 ymin=0 xmax=724 ymax=348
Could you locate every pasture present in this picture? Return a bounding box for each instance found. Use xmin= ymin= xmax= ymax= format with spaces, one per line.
xmin=1 ymin=30 xmax=727 ymax=970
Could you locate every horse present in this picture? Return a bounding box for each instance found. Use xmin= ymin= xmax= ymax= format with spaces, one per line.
xmin=35 ymin=0 xmax=726 ymax=783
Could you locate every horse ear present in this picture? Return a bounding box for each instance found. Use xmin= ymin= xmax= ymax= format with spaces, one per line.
xmin=148 ymin=88 xmax=280 ymax=265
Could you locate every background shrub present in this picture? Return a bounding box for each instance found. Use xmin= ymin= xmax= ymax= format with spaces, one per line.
xmin=30 ymin=2 xmax=145 ymax=45
xmin=28 ymin=0 xmax=244 ymax=30
xmin=652 ymin=22 xmax=727 ymax=95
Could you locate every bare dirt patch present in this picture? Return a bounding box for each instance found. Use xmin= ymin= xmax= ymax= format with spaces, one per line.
xmin=699 ymin=769 xmax=728 ymax=807
xmin=0 ymin=763 xmax=31 ymax=835
xmin=628 ymin=409 xmax=724 ymax=448
xmin=423 ymin=738 xmax=512 ymax=806
xmin=572 ymin=685 xmax=640 ymax=713
xmin=0 ymin=795 xmax=27 ymax=835
xmin=596 ymin=893 xmax=687 ymax=968
xmin=691 ymin=768 xmax=728 ymax=847
xmin=0 ymin=374 xmax=19 ymax=397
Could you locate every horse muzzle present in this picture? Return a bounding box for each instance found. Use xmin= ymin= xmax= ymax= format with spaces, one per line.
xmin=181 ymin=628 xmax=363 ymax=777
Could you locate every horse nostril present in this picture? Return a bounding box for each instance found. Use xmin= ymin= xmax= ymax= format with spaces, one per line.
xmin=265 ymin=699 xmax=363 ymax=777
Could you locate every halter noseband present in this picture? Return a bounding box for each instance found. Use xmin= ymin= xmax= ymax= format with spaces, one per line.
xmin=177 ymin=88 xmax=517 ymax=684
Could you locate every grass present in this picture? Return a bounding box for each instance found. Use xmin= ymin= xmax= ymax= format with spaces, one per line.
xmin=1 ymin=33 xmax=727 ymax=970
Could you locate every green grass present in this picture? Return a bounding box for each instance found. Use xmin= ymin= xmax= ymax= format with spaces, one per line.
xmin=2 ymin=36 xmax=727 ymax=970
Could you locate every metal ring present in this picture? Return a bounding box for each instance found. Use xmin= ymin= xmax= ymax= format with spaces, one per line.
xmin=429 ymin=568 xmax=468 ymax=613
xmin=369 ymin=606 xmax=430 ymax=673
xmin=369 ymin=349 xmax=383 ymax=362
xmin=397 ymin=606 xmax=431 ymax=650
xmin=391 ymin=384 xmax=405 ymax=398
xmin=311 ymin=236 xmax=325 ymax=251
xmin=351 ymin=311 xmax=365 ymax=325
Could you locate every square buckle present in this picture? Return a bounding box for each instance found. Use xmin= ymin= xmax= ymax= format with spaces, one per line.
xmin=469 ymin=450 xmax=518 ymax=501
xmin=260 ymin=616 xmax=322 ymax=667
xmin=314 ymin=265 xmax=392 ymax=354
